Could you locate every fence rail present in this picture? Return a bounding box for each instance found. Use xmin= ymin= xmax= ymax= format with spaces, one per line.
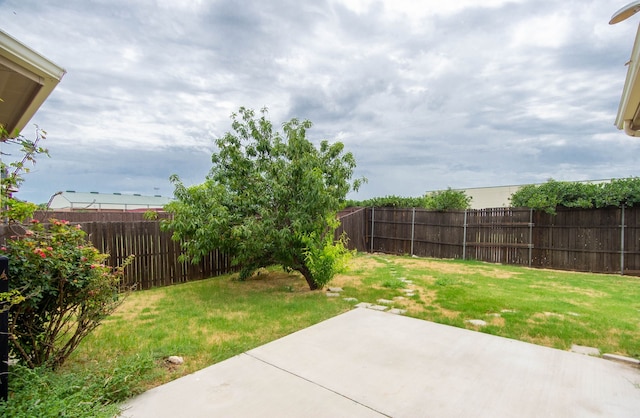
xmin=337 ymin=206 xmax=640 ymax=276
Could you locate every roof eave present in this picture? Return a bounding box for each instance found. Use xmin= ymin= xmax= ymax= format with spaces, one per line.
xmin=0 ymin=29 xmax=66 ymax=138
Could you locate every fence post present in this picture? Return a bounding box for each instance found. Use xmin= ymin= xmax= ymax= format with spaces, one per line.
xmin=410 ymin=208 xmax=416 ymax=256
xmin=370 ymin=207 xmax=375 ymax=253
xmin=529 ymin=208 xmax=533 ymax=267
xmin=620 ymin=205 xmax=625 ymax=275
xmin=462 ymin=209 xmax=467 ymax=260
xmin=0 ymin=256 xmax=8 ymax=402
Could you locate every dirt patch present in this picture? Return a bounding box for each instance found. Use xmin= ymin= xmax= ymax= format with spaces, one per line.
xmin=488 ymin=315 xmax=506 ymax=327
xmin=388 ymin=287 xmax=460 ymax=319
xmin=112 ymin=292 xmax=165 ymax=321
xmin=349 ymin=254 xmax=388 ymax=271
xmin=400 ymin=258 xmax=478 ymax=275
xmin=206 ymin=310 xmax=250 ymax=321
xmin=396 ymin=257 xmax=518 ymax=279
xmin=239 ymin=270 xmax=311 ymax=293
xmin=330 ymin=273 xmax=362 ymax=289
xmin=528 ymin=283 xmax=606 ymax=298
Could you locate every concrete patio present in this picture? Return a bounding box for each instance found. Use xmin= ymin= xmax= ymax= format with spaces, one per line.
xmin=121 ymin=307 xmax=640 ymax=417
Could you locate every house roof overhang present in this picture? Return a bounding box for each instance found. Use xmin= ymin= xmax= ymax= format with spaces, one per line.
xmin=0 ymin=29 xmax=65 ymax=139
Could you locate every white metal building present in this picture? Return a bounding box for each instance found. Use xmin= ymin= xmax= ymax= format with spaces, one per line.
xmin=49 ymin=191 xmax=172 ymax=211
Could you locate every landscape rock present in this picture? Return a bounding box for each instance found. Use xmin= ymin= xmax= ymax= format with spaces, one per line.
xmin=167 ymin=356 xmax=184 ymax=365
xmin=570 ymin=345 xmax=600 ymax=357
xmin=327 ymin=287 xmax=343 ymax=293
xmin=466 ymin=319 xmax=487 ymax=327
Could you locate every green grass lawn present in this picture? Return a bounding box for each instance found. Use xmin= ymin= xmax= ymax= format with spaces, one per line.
xmin=333 ymin=254 xmax=640 ymax=357
xmin=7 ymin=253 xmax=639 ymax=416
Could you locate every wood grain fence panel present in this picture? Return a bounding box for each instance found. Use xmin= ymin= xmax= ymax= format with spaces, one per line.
xmin=464 ymin=208 xmax=531 ymax=266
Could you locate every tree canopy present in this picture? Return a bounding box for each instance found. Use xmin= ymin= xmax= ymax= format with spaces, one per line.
xmin=163 ymin=107 xmax=363 ymax=290
xmin=510 ymin=178 xmax=640 ymax=213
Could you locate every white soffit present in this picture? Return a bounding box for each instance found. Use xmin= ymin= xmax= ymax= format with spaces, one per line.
xmin=0 ymin=29 xmax=65 ymax=138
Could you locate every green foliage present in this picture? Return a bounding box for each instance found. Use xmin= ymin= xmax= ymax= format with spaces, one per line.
xmin=510 ymin=178 xmax=640 ymax=213
xmin=2 ymin=219 xmax=133 ymax=369
xmin=343 ymin=189 xmax=471 ymax=210
xmin=424 ymin=187 xmax=472 ymax=211
xmin=302 ymin=222 xmax=353 ymax=289
xmin=143 ymin=210 xmax=159 ymax=220
xmin=0 ymin=355 xmax=154 ymax=417
xmin=344 ymin=195 xmax=426 ymax=208
xmin=0 ymin=126 xmax=48 ymax=222
xmin=163 ymin=107 xmax=363 ymax=290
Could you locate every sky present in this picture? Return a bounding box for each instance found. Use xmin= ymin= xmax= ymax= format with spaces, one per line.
xmin=2 ymin=0 xmax=640 ymax=204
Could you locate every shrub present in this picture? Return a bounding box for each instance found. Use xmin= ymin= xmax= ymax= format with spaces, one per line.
xmin=424 ymin=188 xmax=471 ymax=211
xmin=2 ymin=219 xmax=132 ymax=369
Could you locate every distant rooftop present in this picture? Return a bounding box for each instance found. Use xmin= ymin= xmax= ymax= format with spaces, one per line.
xmin=49 ymin=191 xmax=172 ymax=211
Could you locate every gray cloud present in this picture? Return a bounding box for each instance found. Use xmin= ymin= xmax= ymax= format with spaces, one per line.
xmin=1 ymin=0 xmax=638 ymax=204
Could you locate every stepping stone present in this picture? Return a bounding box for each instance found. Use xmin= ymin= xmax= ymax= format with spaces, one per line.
xmin=343 ymin=297 xmax=358 ymax=302
xmin=368 ymin=304 xmax=389 ymax=311
xmin=377 ymin=299 xmax=394 ymax=305
xmin=388 ymin=308 xmax=407 ymax=315
xmin=570 ymin=345 xmax=600 ymax=356
xmin=567 ymin=312 xmax=581 ymax=317
xmin=501 ymin=309 xmax=517 ymax=313
xmin=393 ymin=296 xmax=406 ymax=301
xmin=401 ymin=289 xmax=415 ymax=294
xmin=327 ymin=287 xmax=343 ymax=292
xmin=355 ymin=302 xmax=373 ymax=308
xmin=326 ymin=292 xmax=340 ymax=297
xmin=466 ymin=319 xmax=487 ymax=327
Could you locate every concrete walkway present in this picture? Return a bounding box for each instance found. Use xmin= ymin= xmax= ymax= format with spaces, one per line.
xmin=120 ymin=308 xmax=640 ymax=417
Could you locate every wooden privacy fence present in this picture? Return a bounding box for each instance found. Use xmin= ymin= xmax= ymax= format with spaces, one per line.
xmin=80 ymin=222 xmax=238 ymax=289
xmin=0 ymin=221 xmax=238 ymax=290
xmin=337 ymin=206 xmax=640 ymax=276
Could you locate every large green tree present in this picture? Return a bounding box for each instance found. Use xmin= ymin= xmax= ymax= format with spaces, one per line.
xmin=164 ymin=107 xmax=363 ymax=290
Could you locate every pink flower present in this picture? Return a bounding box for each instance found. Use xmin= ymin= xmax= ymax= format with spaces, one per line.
xmin=46 ymin=246 xmax=53 ymax=251
xmin=30 ymin=219 xmax=40 ymax=224
xmin=0 ymin=247 xmax=6 ymax=252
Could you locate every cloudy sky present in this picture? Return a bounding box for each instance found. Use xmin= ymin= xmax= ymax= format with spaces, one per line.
xmin=2 ymin=0 xmax=640 ymax=203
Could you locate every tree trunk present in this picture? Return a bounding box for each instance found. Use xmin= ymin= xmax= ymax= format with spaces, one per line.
xmin=297 ymin=264 xmax=319 ymax=290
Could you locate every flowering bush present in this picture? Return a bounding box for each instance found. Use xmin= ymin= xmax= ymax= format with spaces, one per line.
xmin=2 ymin=219 xmax=132 ymax=369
